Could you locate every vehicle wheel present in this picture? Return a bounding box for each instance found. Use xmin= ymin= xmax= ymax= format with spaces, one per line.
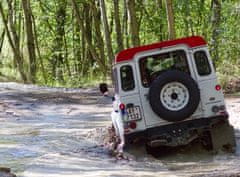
xmin=145 ymin=143 xmax=162 ymax=157
xmin=200 ymin=131 xmax=213 ymax=151
xmin=149 ymin=70 xmax=200 ymax=122
xmin=210 ymin=120 xmax=236 ymax=152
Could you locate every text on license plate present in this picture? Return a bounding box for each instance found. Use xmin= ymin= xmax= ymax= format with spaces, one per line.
xmin=125 ymin=106 xmax=142 ymax=122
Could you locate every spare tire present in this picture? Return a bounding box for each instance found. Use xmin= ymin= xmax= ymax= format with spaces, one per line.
xmin=149 ymin=70 xmax=200 ymax=122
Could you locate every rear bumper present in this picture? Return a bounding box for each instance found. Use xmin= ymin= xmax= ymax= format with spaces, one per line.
xmin=125 ymin=115 xmax=229 ymax=146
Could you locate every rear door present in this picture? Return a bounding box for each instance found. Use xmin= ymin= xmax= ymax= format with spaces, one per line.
xmin=135 ymin=49 xmax=165 ymax=128
xmin=117 ymin=63 xmax=146 ymax=131
xmin=135 ymin=46 xmax=194 ymax=128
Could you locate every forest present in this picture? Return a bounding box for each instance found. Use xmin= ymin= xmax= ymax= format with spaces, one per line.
xmin=0 ymin=0 xmax=239 ymax=88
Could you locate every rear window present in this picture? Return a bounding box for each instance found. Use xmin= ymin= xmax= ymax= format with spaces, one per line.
xmin=120 ymin=65 xmax=135 ymax=91
xmin=139 ymin=50 xmax=189 ymax=87
xmin=194 ymin=51 xmax=211 ymax=76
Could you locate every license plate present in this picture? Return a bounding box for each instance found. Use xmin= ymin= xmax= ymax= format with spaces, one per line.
xmin=125 ymin=106 xmax=142 ymax=122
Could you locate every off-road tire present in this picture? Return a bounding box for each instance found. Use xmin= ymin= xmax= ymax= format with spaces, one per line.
xmin=149 ymin=70 xmax=200 ymax=122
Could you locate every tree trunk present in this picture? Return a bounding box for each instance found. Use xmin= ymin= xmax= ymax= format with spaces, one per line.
xmin=122 ymin=0 xmax=129 ymax=48
xmin=80 ymin=22 xmax=86 ymax=76
xmin=99 ymin=0 xmax=114 ymax=68
xmin=92 ymin=1 xmax=107 ymax=76
xmin=71 ymin=0 xmax=105 ymax=70
xmin=7 ymin=0 xmax=20 ymax=69
xmin=63 ymin=31 xmax=71 ymax=77
xmin=51 ymin=0 xmax=67 ymax=83
xmin=22 ymin=0 xmax=37 ymax=83
xmin=183 ymin=0 xmax=190 ymax=36
xmin=127 ymin=0 xmax=140 ymax=47
xmin=0 ymin=29 xmax=5 ymax=54
xmin=113 ymin=0 xmax=124 ymax=52
xmin=7 ymin=0 xmax=20 ymax=51
xmin=165 ymin=0 xmax=176 ymax=39
xmin=156 ymin=0 xmax=165 ymax=41
xmin=32 ymin=14 xmax=47 ymax=84
xmin=83 ymin=2 xmax=94 ymax=70
xmin=72 ymin=10 xmax=81 ymax=74
xmin=211 ymin=0 xmax=221 ymax=62
xmin=0 ymin=2 xmax=27 ymax=82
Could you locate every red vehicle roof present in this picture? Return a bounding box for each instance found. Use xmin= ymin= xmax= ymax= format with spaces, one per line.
xmin=115 ymin=36 xmax=207 ymax=63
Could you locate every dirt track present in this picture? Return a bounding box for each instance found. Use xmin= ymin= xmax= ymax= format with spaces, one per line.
xmin=0 ymin=83 xmax=240 ymax=177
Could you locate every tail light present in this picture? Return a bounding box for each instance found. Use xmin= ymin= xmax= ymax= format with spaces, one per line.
xmin=119 ymin=103 xmax=125 ymax=110
xmin=129 ymin=121 xmax=137 ymax=129
xmin=119 ymin=103 xmax=126 ymax=115
xmin=215 ymin=85 xmax=221 ymax=91
xmin=219 ymin=111 xmax=228 ymax=116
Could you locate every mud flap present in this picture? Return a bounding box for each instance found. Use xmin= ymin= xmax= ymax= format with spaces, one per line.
xmin=210 ymin=120 xmax=236 ymax=152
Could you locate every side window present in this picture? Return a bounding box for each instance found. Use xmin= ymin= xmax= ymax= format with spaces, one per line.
xmin=194 ymin=51 xmax=211 ymax=76
xmin=120 ymin=65 xmax=135 ymax=91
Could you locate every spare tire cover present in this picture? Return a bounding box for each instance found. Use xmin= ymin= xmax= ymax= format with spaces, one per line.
xmin=149 ymin=70 xmax=200 ymax=122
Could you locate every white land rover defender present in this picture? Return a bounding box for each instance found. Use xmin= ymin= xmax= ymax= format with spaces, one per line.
xmin=112 ymin=36 xmax=236 ymax=152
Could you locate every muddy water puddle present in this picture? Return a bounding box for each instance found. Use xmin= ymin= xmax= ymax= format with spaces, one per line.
xmin=0 ymin=84 xmax=240 ymax=177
